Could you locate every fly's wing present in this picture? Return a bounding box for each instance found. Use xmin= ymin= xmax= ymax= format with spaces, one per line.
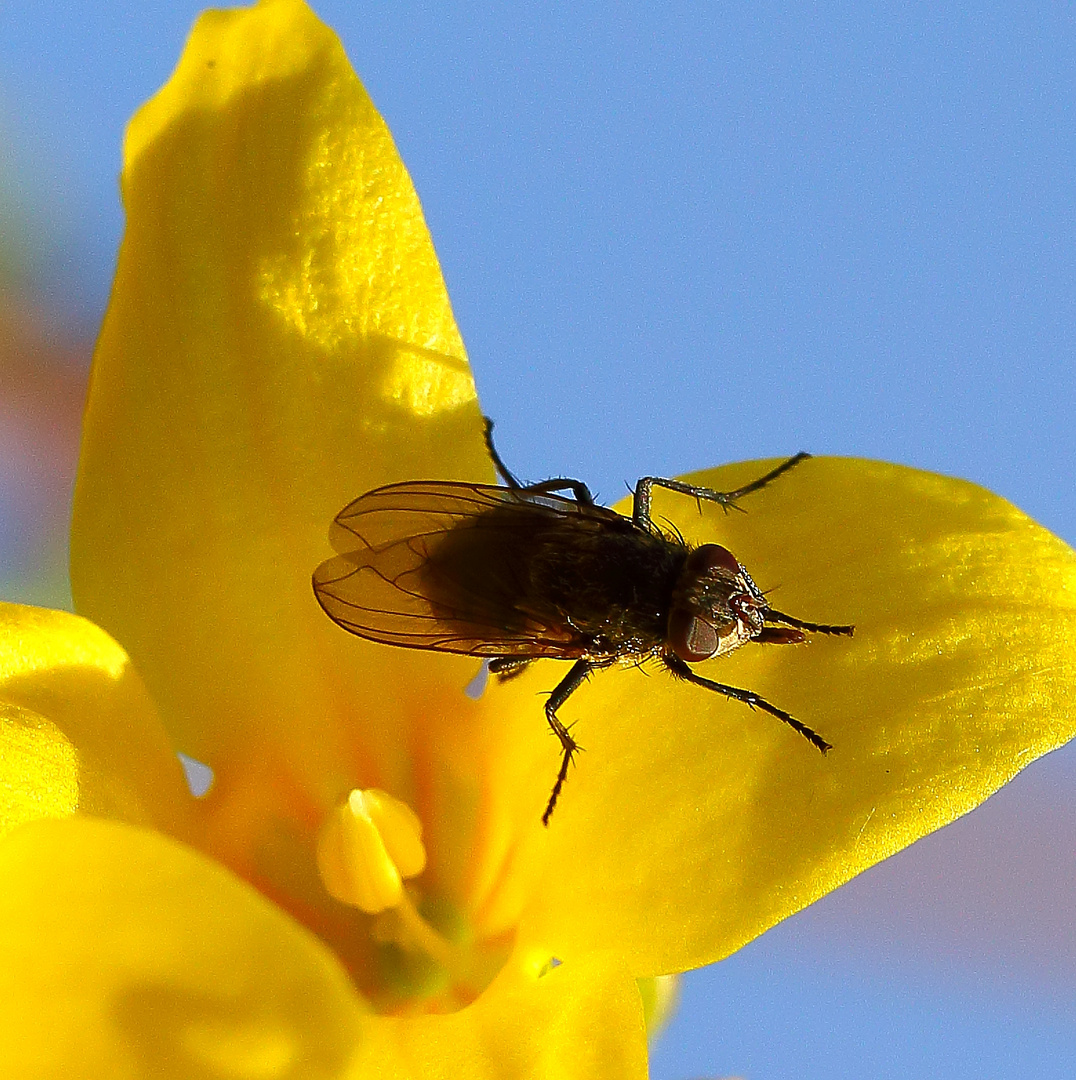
xmin=313 ymin=481 xmax=620 ymax=657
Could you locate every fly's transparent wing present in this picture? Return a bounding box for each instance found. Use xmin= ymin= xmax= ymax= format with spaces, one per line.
xmin=313 ymin=481 xmax=617 ymax=656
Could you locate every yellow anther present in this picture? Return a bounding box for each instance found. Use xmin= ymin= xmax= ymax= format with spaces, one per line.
xmin=316 ymin=788 xmax=427 ymax=913
xmin=358 ymin=788 xmax=427 ymax=878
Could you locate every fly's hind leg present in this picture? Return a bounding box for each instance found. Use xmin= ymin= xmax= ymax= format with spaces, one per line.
xmin=488 ymin=657 xmax=532 ymax=683
xmin=541 ymin=658 xmax=600 ymax=825
xmin=483 ymin=417 xmax=524 ymax=488
xmin=492 ymin=655 xmax=603 ymax=822
xmin=483 ymin=416 xmax=595 ymax=504
xmin=633 ymin=452 xmax=811 ymax=531
xmin=525 ymin=478 xmax=595 ymax=505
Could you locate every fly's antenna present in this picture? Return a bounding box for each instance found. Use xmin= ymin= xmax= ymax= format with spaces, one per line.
xmin=764 ymin=608 xmax=854 ymax=636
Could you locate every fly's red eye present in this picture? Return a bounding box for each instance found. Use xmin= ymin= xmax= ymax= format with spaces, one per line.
xmin=686 ymin=543 xmax=742 ymax=578
xmin=668 ymin=608 xmax=719 ymax=661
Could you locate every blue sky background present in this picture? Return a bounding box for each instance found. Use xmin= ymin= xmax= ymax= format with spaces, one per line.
xmin=2 ymin=2 xmax=1075 ymax=1076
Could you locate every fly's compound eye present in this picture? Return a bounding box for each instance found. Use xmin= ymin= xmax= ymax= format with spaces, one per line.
xmin=668 ymin=608 xmax=720 ymax=662
xmin=686 ymin=543 xmax=742 ymax=578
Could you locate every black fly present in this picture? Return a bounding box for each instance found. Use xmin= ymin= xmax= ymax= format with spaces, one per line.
xmin=313 ymin=420 xmax=853 ymax=824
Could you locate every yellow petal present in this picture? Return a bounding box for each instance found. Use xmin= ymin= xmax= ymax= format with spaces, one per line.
xmin=0 ymin=817 xmax=366 ymax=1079
xmin=479 ymin=459 xmax=1076 ymax=974
xmin=69 ymin=0 xmax=490 ymax=883
xmin=0 ymin=603 xmax=192 ymax=840
xmin=0 ymin=819 xmax=646 ymax=1079
xmin=354 ymin=950 xmax=648 ymax=1079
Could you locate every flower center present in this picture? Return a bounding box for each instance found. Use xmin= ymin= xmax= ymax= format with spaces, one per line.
xmin=316 ymin=788 xmax=427 ymax=914
xmin=315 ymin=788 xmax=500 ymax=1007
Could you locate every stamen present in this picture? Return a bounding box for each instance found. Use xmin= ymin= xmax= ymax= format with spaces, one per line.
xmin=316 ymin=788 xmax=427 ymax=914
xmin=372 ymin=887 xmax=486 ymax=995
xmin=318 ymin=788 xmax=494 ymax=997
xmin=391 ymin=892 xmax=470 ymax=977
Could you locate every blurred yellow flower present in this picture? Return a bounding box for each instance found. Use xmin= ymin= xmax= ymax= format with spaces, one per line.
xmin=1 ymin=1 xmax=1075 ymax=1076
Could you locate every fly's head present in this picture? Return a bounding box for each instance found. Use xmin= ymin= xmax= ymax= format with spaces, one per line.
xmin=667 ymin=544 xmax=806 ymax=663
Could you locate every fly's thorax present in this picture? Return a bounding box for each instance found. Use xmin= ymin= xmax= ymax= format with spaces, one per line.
xmin=667 ymin=544 xmax=766 ymax=662
xmin=529 ymin=522 xmax=686 ymax=646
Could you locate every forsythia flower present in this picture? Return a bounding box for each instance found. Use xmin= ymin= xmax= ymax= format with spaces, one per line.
xmin=2 ymin=1 xmax=1075 ymax=1076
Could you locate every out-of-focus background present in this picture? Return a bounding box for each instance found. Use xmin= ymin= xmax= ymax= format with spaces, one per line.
xmin=2 ymin=2 xmax=1074 ymax=1075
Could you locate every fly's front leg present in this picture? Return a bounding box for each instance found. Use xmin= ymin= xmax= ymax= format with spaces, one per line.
xmin=663 ymin=653 xmax=832 ymax=754
xmin=632 ymin=452 xmax=811 ymax=531
xmin=542 ymin=658 xmax=596 ymax=825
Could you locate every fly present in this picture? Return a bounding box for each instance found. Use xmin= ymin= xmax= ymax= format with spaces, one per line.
xmin=313 ymin=419 xmax=854 ymax=825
